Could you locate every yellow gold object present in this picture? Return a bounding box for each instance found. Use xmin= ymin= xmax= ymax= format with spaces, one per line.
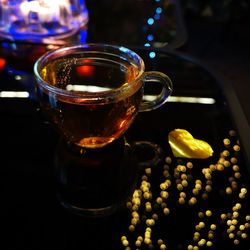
xmin=168 ymin=129 xmax=213 ymax=159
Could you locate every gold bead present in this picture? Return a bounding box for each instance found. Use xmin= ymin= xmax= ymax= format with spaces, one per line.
xmin=223 ymin=138 xmax=231 ymax=146
xmin=216 ymin=164 xmax=224 ymax=171
xmin=193 ymin=235 xmax=199 ymax=242
xmin=143 ymin=191 xmax=152 ymax=200
xmin=129 ymin=225 xmax=135 ymax=232
xmin=137 ymin=236 xmax=143 ymax=242
xmin=160 ymin=244 xmax=167 ymax=250
xmin=156 ymin=197 xmax=163 ymax=204
xmin=180 ymin=192 xmax=186 ymax=198
xmin=208 ymin=232 xmax=214 ymax=239
xmin=160 ymin=191 xmax=169 ymax=199
xmin=239 ymin=193 xmax=245 ymax=199
xmin=163 ymin=164 xmax=170 ymax=170
xmin=165 ymin=157 xmax=172 ymax=164
xmin=226 ymin=187 xmax=233 ymax=194
xmin=199 ymin=222 xmax=205 ymax=228
xmin=163 ymin=207 xmax=170 ymax=215
xmin=233 ymin=145 xmax=240 ymax=152
xmin=157 ymin=239 xmax=164 ymax=245
xmin=223 ymin=160 xmax=231 ymax=167
xmin=205 ymin=210 xmax=212 ymax=217
xmin=232 ymin=219 xmax=238 ymax=225
xmin=160 ymin=183 xmax=167 ymax=190
xmin=177 ymin=183 xmax=184 ymax=191
xmin=241 ymin=233 xmax=248 ymax=239
xmin=163 ymin=170 xmax=170 ymax=177
xmin=205 ymin=185 xmax=212 ymax=192
xmin=192 ymin=189 xmax=199 ymax=195
xmin=178 ymin=197 xmax=185 ymax=205
xmin=206 ymin=241 xmax=213 ymax=247
xmin=232 ymin=164 xmax=239 ymax=171
xmin=198 ymin=239 xmax=206 ymax=246
xmin=152 ymin=213 xmax=159 ymax=220
xmin=198 ymin=212 xmax=204 ymax=218
xmin=144 ymin=238 xmax=152 ymax=245
xmin=229 ymin=130 xmax=237 ymax=137
xmin=233 ymin=211 xmax=239 ymax=218
xmin=231 ymin=157 xmax=238 ymax=164
xmin=202 ymin=193 xmax=209 ymax=200
xmin=233 ymin=239 xmax=240 ymax=245
xmin=126 ymin=201 xmax=132 ymax=209
xmin=189 ymin=197 xmax=197 ymax=205
xmin=161 ymin=202 xmax=167 ymax=209
xmin=145 ymin=167 xmax=152 ymax=175
xmin=222 ymin=150 xmax=230 ymax=157
xmin=221 ymin=213 xmax=227 ymax=220
xmin=234 ymin=172 xmax=241 ymax=179
xmin=135 ymin=240 xmax=141 ymax=247
xmin=181 ymin=173 xmax=188 ymax=180
xmin=194 ymin=232 xmax=200 ymax=237
xmin=122 ymin=239 xmax=129 ymax=247
xmin=209 ymin=164 xmax=216 ymax=171
xmin=195 ymin=183 xmax=202 ymax=190
xmin=121 ymin=236 xmax=127 ymax=241
xmin=131 ymin=218 xmax=138 ymax=225
xmin=182 ymin=180 xmax=188 ymax=187
xmin=146 ymin=219 xmax=155 ymax=226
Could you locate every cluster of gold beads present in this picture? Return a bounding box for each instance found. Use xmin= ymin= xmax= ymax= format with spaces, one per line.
xmin=121 ymin=130 xmax=250 ymax=249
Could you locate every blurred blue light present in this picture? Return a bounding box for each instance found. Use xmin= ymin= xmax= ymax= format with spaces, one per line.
xmin=149 ymin=52 xmax=156 ymax=58
xmin=154 ymin=14 xmax=161 ymax=20
xmin=156 ymin=7 xmax=162 ymax=14
xmin=79 ymin=29 xmax=88 ymax=43
xmin=144 ymin=43 xmax=151 ymax=47
xmin=147 ymin=18 xmax=154 ymax=25
xmin=147 ymin=34 xmax=154 ymax=41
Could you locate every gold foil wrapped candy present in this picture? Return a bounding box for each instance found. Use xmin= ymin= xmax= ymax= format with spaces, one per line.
xmin=168 ymin=129 xmax=213 ymax=159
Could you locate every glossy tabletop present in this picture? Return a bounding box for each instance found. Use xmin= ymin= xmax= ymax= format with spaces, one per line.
xmin=0 ymin=1 xmax=250 ymax=250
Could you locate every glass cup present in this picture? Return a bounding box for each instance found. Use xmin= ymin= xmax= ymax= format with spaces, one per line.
xmin=34 ymin=44 xmax=173 ymax=216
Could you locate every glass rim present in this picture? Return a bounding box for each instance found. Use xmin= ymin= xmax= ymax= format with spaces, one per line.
xmin=33 ymin=43 xmax=145 ymax=103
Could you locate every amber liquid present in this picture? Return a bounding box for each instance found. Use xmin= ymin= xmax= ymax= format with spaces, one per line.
xmin=37 ymin=56 xmax=143 ymax=148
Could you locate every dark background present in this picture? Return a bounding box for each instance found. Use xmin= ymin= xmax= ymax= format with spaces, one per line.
xmin=180 ymin=0 xmax=250 ymax=124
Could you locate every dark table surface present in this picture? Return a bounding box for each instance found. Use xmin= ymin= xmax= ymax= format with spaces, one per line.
xmin=0 ymin=1 xmax=250 ymax=250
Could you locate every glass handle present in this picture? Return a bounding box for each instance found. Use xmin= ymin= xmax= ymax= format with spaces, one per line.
xmin=133 ymin=141 xmax=163 ymax=169
xmin=139 ymin=71 xmax=173 ymax=112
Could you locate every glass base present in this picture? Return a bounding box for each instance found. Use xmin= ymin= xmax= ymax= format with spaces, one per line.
xmin=54 ymin=137 xmax=139 ymax=217
xmin=57 ymin=194 xmax=119 ymax=217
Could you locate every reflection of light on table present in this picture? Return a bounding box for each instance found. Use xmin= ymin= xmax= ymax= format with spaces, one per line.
xmin=0 ymin=91 xmax=29 ymax=98
xmin=0 ymin=91 xmax=216 ymax=105
xmin=144 ymin=95 xmax=216 ymax=104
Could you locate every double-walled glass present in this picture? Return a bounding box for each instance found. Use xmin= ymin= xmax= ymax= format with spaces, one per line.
xmin=34 ymin=44 xmax=173 ymax=149
xmin=34 ymin=44 xmax=173 ymax=216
